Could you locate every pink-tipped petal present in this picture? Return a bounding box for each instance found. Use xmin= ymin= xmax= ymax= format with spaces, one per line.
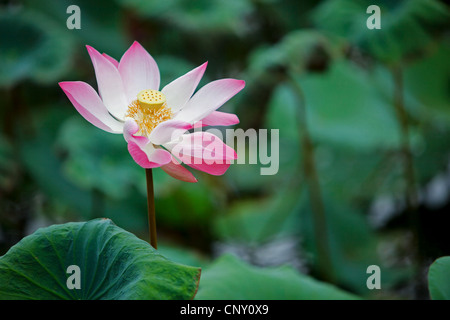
xmin=149 ymin=119 xmax=192 ymax=145
xmin=123 ymin=118 xmax=172 ymax=168
xmin=161 ymin=157 xmax=198 ymax=183
xmin=187 ymin=160 xmax=232 ymax=176
xmin=195 ymin=111 xmax=239 ymax=127
xmin=123 ymin=118 xmax=148 ymax=147
xmin=59 ymin=81 xmax=123 ymax=133
xmin=175 ymin=79 xmax=245 ymax=124
xmin=166 ymin=132 xmax=237 ymax=175
xmin=119 ymin=41 xmax=160 ymax=103
xmin=161 ymin=62 xmax=207 ymax=113
xmin=102 ymin=53 xmax=119 ymax=68
xmin=180 ymin=132 xmax=237 ymax=161
xmin=86 ymin=45 xmax=128 ymax=119
xmin=123 ymin=118 xmax=140 ymax=141
xmin=128 ymin=141 xmax=171 ymax=169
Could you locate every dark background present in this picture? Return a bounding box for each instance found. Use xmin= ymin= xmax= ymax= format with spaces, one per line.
xmin=1 ymin=0 xmax=449 ymax=299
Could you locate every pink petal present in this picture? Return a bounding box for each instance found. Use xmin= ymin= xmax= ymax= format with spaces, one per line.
xmin=102 ymin=53 xmax=119 ymax=68
xmin=167 ymin=132 xmax=237 ymax=176
xmin=170 ymin=132 xmax=238 ymax=161
xmin=86 ymin=45 xmax=128 ymax=119
xmin=174 ymin=79 xmax=245 ymax=124
xmin=149 ymin=119 xmax=192 ymax=145
xmin=187 ymin=160 xmax=232 ymax=176
xmin=127 ymin=141 xmax=172 ymax=169
xmin=161 ymin=62 xmax=207 ymax=113
xmin=59 ymin=81 xmax=123 ymax=133
xmin=161 ymin=157 xmax=198 ymax=183
xmin=194 ymin=111 xmax=239 ymax=128
xmin=123 ymin=118 xmax=148 ymax=147
xmin=123 ymin=119 xmax=172 ymax=168
xmin=119 ymin=41 xmax=160 ymax=103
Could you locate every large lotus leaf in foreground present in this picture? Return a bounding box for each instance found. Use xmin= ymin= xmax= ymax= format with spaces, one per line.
xmin=0 ymin=219 xmax=201 ymax=300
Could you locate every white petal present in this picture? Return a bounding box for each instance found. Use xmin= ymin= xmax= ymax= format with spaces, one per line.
xmin=174 ymin=79 xmax=245 ymax=124
xmin=161 ymin=62 xmax=207 ymax=113
xmin=119 ymin=41 xmax=160 ymax=103
xmin=149 ymin=119 xmax=192 ymax=145
xmin=86 ymin=45 xmax=128 ymax=120
xmin=59 ymin=81 xmax=123 ymax=133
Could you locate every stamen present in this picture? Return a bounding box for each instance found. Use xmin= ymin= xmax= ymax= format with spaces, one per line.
xmin=126 ymin=90 xmax=173 ymax=137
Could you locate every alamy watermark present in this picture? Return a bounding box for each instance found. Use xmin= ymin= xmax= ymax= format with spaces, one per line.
xmin=366 ymin=265 xmax=381 ymax=290
xmin=66 ymin=5 xmax=81 ymax=30
xmin=66 ymin=265 xmax=81 ymax=290
xmin=366 ymin=5 xmax=381 ymax=30
xmin=167 ymin=124 xmax=280 ymax=176
xmin=66 ymin=4 xmax=382 ymax=31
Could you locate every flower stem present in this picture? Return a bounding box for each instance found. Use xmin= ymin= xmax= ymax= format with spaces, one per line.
xmin=145 ymin=168 xmax=157 ymax=249
xmin=287 ymin=73 xmax=334 ymax=283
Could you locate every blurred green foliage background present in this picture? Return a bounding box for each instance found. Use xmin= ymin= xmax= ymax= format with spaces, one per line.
xmin=0 ymin=0 xmax=449 ymax=299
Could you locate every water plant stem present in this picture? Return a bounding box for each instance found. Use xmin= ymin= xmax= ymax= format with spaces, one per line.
xmin=146 ymin=168 xmax=157 ymax=249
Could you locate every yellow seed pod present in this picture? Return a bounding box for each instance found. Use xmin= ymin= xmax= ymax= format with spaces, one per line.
xmin=137 ymin=89 xmax=166 ymax=110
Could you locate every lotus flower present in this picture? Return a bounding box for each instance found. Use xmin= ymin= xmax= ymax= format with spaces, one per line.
xmin=59 ymin=41 xmax=245 ymax=182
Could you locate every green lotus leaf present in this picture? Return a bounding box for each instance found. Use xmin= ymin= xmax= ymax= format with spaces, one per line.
xmin=0 ymin=219 xmax=201 ymax=300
